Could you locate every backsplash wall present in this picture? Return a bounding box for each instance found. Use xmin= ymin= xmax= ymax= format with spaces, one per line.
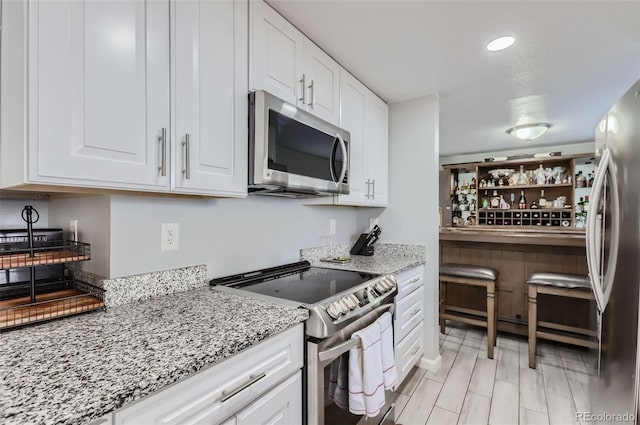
xmin=0 ymin=199 xmax=49 ymax=228
xmin=48 ymin=194 xmax=358 ymax=280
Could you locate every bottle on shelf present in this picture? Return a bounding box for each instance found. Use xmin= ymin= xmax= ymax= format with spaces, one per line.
xmin=490 ymin=190 xmax=500 ymax=209
xmin=518 ymin=190 xmax=527 ymax=209
xmin=530 ymin=201 xmax=539 ymax=209
xmin=482 ymin=190 xmax=490 ymax=209
xmin=470 ymin=198 xmax=476 ymax=212
xmin=510 ymin=192 xmax=515 ymax=207
xmin=576 ymin=197 xmax=584 ymax=213
xmin=516 ymin=165 xmax=528 ymax=186
xmin=460 ymin=179 xmax=469 ymax=194
xmin=576 ymin=171 xmax=586 ymax=188
xmin=499 ymin=195 xmax=509 ymax=209
xmin=470 ymin=177 xmax=477 ymax=192
xmin=583 ymin=195 xmax=590 ymax=212
xmin=539 ymin=189 xmax=547 ymax=208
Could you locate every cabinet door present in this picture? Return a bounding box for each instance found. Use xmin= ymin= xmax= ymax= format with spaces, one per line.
xmin=336 ymin=70 xmax=368 ymax=206
xmin=28 ymin=0 xmax=170 ymax=190
xmin=366 ymin=93 xmax=389 ymax=207
xmin=249 ymin=0 xmax=304 ymax=105
xmin=303 ymin=39 xmax=340 ymax=126
xmin=236 ymin=371 xmax=302 ymax=425
xmin=172 ymin=0 xmax=247 ymax=196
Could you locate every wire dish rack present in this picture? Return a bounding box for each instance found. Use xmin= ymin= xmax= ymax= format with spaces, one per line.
xmin=0 ymin=280 xmax=105 ymax=330
xmin=0 ymin=205 xmax=104 ymax=330
xmin=0 ymin=240 xmax=91 ymax=269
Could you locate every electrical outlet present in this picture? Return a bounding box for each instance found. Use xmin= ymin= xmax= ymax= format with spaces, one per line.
xmin=369 ymin=218 xmax=379 ymax=231
xmin=69 ymin=219 xmax=78 ymax=241
xmin=161 ymin=223 xmax=179 ymax=251
xmin=329 ymin=219 xmax=336 ymax=235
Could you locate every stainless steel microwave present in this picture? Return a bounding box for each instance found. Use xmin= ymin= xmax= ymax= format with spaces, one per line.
xmin=249 ymin=90 xmax=350 ymax=197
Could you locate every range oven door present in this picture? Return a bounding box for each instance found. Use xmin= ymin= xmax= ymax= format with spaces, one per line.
xmin=306 ymin=303 xmax=396 ymax=425
xmin=250 ymin=90 xmax=350 ymax=195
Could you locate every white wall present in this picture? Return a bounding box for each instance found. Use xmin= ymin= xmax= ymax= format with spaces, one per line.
xmin=48 ymin=194 xmax=358 ymax=279
xmin=109 ymin=195 xmax=357 ymax=279
xmin=48 ymin=196 xmax=111 ymax=278
xmin=0 ymin=199 xmax=49 ymax=227
xmin=358 ymin=94 xmax=441 ymax=365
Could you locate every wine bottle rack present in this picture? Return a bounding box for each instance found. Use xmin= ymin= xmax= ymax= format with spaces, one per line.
xmin=478 ymin=209 xmax=573 ymax=227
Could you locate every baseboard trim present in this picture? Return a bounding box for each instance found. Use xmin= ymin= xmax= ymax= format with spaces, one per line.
xmin=419 ymin=354 xmax=442 ymax=373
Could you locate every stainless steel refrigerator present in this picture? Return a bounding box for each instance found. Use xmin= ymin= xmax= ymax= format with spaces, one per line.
xmin=588 ymin=78 xmax=640 ymax=424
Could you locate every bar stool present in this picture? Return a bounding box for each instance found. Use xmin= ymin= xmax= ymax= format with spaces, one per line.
xmin=527 ymin=272 xmax=595 ymax=369
xmin=439 ymin=264 xmax=499 ymax=359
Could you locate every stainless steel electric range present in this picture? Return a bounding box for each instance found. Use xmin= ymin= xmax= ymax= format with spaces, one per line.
xmin=210 ymin=260 xmax=398 ymax=425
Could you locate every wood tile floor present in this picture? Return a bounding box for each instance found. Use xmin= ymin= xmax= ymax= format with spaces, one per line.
xmin=395 ymin=322 xmax=593 ymax=425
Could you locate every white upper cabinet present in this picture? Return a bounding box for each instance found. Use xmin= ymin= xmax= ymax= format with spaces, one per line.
xmin=172 ymin=0 xmax=248 ymax=196
xmin=249 ymin=0 xmax=304 ymax=105
xmin=250 ymin=1 xmax=340 ymax=126
xmin=301 ymin=39 xmax=340 ymax=125
xmin=0 ymin=0 xmax=247 ymax=197
xmin=334 ymin=71 xmax=389 ymax=207
xmin=27 ymin=0 xmax=170 ymax=190
xmin=336 ymin=70 xmax=368 ymax=205
xmin=365 ymin=94 xmax=389 ymax=207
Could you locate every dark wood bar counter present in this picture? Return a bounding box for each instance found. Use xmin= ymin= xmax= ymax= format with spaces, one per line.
xmin=439 ymin=227 xmax=590 ymax=336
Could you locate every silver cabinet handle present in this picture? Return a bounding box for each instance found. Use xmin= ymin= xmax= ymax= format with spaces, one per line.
xmin=408 ymin=276 xmax=421 ymax=284
xmin=410 ymin=346 xmax=421 ymax=355
xmin=158 ymin=128 xmax=167 ymax=177
xmin=221 ymin=372 xmax=266 ymax=403
xmin=409 ymin=308 xmax=421 ymax=317
xmin=308 ymin=80 xmax=315 ymax=109
xmin=299 ymin=74 xmax=306 ymax=104
xmin=365 ymin=179 xmax=371 ymax=199
xmin=182 ymin=134 xmax=191 ymax=180
xmin=371 ymin=179 xmax=375 ymax=199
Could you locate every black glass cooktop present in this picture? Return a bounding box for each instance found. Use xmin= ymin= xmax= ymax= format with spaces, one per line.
xmin=210 ymin=261 xmax=377 ymax=305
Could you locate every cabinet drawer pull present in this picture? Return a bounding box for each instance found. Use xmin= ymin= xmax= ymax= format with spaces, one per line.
xmin=409 ymin=308 xmax=421 ymax=317
xmin=371 ymin=179 xmax=375 ymax=199
xmin=299 ymin=74 xmax=306 ymax=104
xmin=221 ymin=372 xmax=266 ymax=402
xmin=158 ymin=128 xmax=167 ymax=177
xmin=365 ymin=179 xmax=371 ymax=199
xmin=410 ymin=346 xmax=421 ymax=355
xmin=408 ymin=276 xmax=421 ymax=284
xmin=182 ymin=134 xmax=191 ymax=180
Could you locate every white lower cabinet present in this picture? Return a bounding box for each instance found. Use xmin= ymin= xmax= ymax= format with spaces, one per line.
xmin=235 ymin=371 xmax=302 ymax=425
xmin=394 ymin=265 xmax=425 ymax=386
xmin=112 ymin=324 xmax=303 ymax=425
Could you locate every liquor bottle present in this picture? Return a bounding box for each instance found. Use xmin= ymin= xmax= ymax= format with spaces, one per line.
xmin=518 ymin=190 xmax=527 ymax=209
xmin=470 ymin=198 xmax=476 ymax=212
xmin=490 ymin=190 xmax=500 ymax=209
xmin=583 ymin=195 xmax=590 ymax=212
xmin=470 ymin=177 xmax=477 ymax=192
xmin=499 ymin=195 xmax=509 ymax=209
xmin=510 ymin=192 xmax=516 ymax=207
xmin=538 ymin=189 xmax=547 ymax=208
xmin=482 ymin=190 xmax=490 ymax=209
xmin=576 ymin=197 xmax=584 ymax=213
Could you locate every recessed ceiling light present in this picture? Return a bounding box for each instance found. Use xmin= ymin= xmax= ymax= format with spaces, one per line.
xmin=487 ymin=36 xmax=515 ymax=52
xmin=506 ymin=123 xmax=552 ymax=141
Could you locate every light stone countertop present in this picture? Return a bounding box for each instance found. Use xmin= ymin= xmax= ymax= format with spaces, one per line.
xmin=0 ymin=288 xmax=308 ymax=425
xmin=300 ymin=243 xmax=426 ymax=275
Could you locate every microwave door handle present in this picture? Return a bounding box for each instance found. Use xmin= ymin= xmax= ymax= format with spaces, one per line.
xmin=336 ymin=133 xmax=348 ymax=185
xmin=329 ymin=136 xmax=338 ymax=182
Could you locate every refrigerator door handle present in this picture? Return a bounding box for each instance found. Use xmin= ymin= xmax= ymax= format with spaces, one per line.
xmin=586 ymin=148 xmax=620 ymax=312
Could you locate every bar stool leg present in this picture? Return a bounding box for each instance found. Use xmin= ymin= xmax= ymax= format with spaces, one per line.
xmin=439 ymin=281 xmax=447 ymax=334
xmin=493 ymin=281 xmax=498 ymax=347
xmin=486 ymin=281 xmax=495 ymax=359
xmin=528 ymin=285 xmax=538 ymax=369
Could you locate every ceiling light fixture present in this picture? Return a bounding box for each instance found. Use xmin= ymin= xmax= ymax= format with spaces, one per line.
xmin=506 ymin=123 xmax=552 ymax=141
xmin=486 ymin=36 xmax=515 ymax=52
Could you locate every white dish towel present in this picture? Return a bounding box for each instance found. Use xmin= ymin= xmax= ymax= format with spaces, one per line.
xmin=379 ymin=312 xmax=398 ymax=390
xmin=348 ymin=317 xmax=385 ymax=417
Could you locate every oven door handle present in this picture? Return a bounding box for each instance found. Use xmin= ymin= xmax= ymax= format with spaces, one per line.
xmin=318 ymin=303 xmax=394 ymax=363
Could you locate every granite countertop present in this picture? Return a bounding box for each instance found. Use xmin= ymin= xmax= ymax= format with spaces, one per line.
xmin=301 ymin=243 xmax=426 ymax=275
xmin=0 ymin=288 xmax=308 ymax=425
